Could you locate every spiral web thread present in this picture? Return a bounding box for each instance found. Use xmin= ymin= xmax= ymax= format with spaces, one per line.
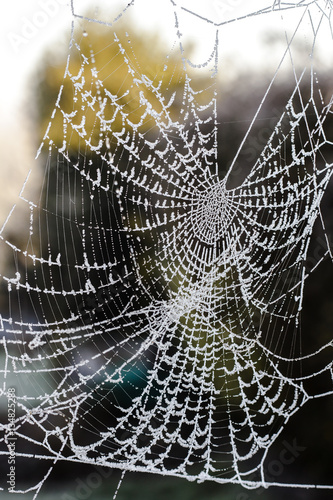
xmin=0 ymin=0 xmax=333 ymax=497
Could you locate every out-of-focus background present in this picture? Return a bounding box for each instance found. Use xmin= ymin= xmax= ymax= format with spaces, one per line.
xmin=1 ymin=1 xmax=333 ymax=499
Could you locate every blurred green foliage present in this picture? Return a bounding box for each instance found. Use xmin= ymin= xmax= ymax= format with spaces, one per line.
xmin=35 ymin=15 xmax=195 ymax=155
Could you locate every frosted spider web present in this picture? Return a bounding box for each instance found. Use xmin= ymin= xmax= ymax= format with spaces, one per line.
xmin=1 ymin=0 xmax=333 ymax=497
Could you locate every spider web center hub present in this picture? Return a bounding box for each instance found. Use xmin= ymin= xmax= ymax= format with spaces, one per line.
xmin=191 ymin=180 xmax=234 ymax=245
